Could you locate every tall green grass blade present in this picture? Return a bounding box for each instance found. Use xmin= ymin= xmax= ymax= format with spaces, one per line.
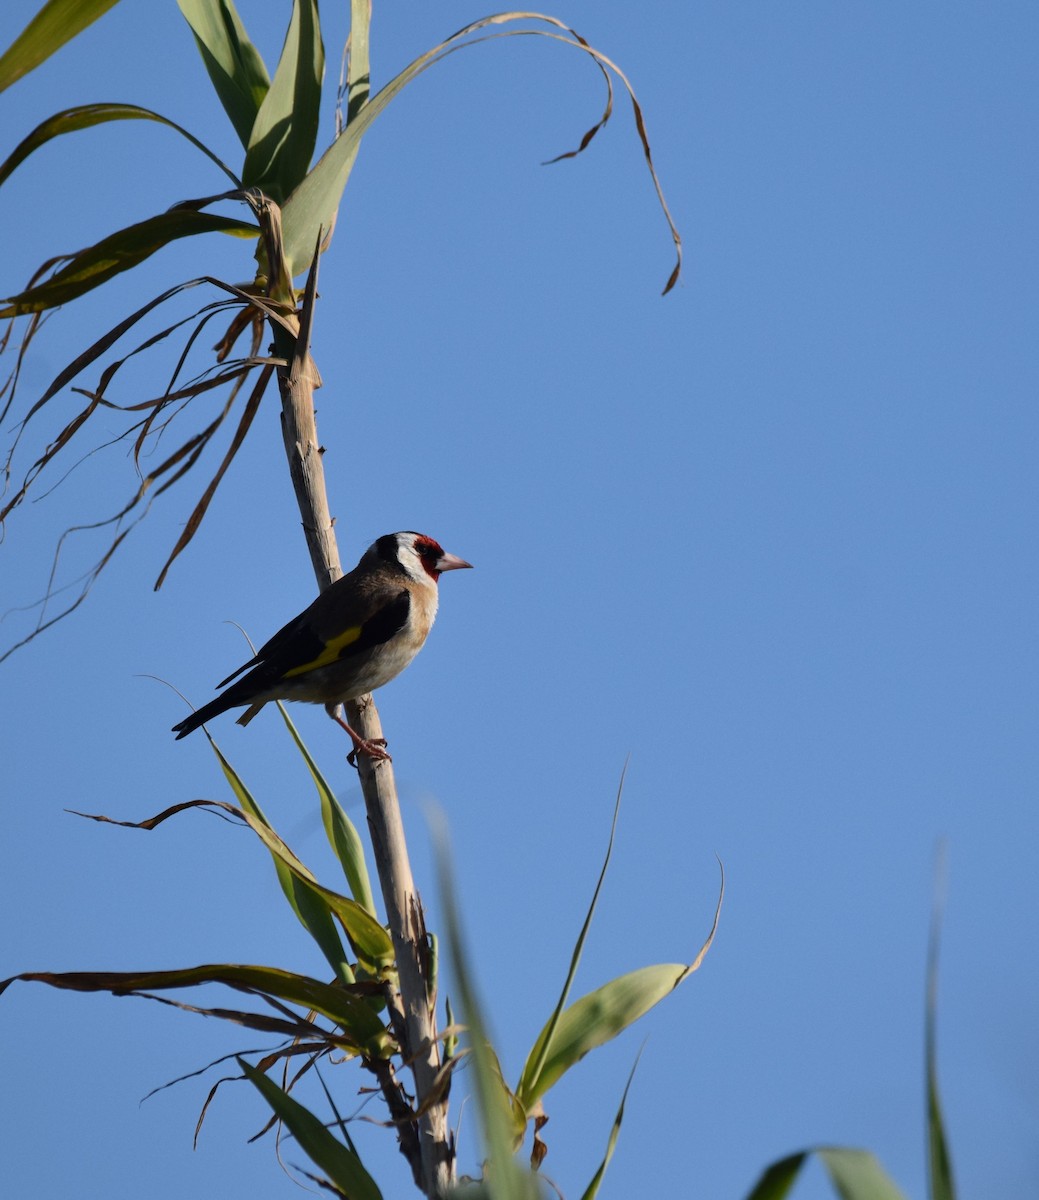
xmin=925 ymin=848 xmax=956 ymax=1200
xmin=516 ymin=862 xmax=722 ymax=1110
xmin=251 ymin=820 xmax=391 ymax=968
xmin=518 ymin=963 xmax=686 ymax=1109
xmin=578 ymin=1048 xmax=642 ymax=1200
xmin=431 ymin=810 xmax=537 ymax=1198
xmin=177 ymin=0 xmax=270 ymax=147
xmin=0 ymin=0 xmax=122 ymax=94
xmin=522 ymin=765 xmax=625 ymax=1106
xmin=243 ymin=0 xmax=323 ymax=203
xmin=208 ymin=738 xmax=353 ymax=982
xmin=743 ymin=1148 xmax=908 ymax=1200
xmin=0 ymin=210 xmax=258 ymax=318
xmin=345 ymin=0 xmax=371 ymax=123
xmin=209 ymin=739 xmax=393 ymax=972
xmin=817 ymin=1147 xmax=909 ymax=1200
xmin=279 ymin=17 xmax=486 ymax=275
xmin=0 ymin=104 xmax=239 ymax=190
xmin=274 ymin=701 xmax=377 ymax=915
xmin=239 ymin=1058 xmax=384 ymax=1200
xmin=742 ymin=1151 xmax=806 ymax=1200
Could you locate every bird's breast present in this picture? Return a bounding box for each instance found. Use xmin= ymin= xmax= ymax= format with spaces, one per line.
xmin=322 ymin=581 xmax=438 ymax=698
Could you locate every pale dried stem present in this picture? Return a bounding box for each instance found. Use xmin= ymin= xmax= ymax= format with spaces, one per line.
xmin=272 ymin=309 xmax=454 ymax=1197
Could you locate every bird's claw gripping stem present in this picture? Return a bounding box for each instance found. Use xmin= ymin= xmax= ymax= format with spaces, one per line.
xmin=332 ymin=709 xmax=390 ymax=767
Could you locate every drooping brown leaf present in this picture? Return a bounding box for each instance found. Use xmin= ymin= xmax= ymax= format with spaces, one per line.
xmin=153 ymin=362 xmax=271 ymax=589
xmin=239 ymin=1059 xmax=384 ymax=1200
xmin=142 ymin=1037 xmax=318 ymax=1104
xmin=0 ymin=960 xmax=390 ymax=1055
xmin=69 ymin=796 xmax=248 ymax=829
xmin=0 ymin=357 xmax=262 ymax=663
xmin=0 ymin=518 xmax=134 ymax=665
xmin=4 ymin=275 xmax=256 ymax=469
xmin=278 ymin=12 xmax=682 ymax=293
xmin=71 ymin=796 xmax=395 ymax=972
xmin=0 ymin=259 xmax=300 ymax=657
xmin=530 ymin=1108 xmax=549 ymax=1170
xmin=192 ymin=1042 xmax=330 ymax=1147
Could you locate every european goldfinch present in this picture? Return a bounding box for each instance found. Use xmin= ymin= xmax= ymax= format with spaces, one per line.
xmin=172 ymin=531 xmax=472 ymax=760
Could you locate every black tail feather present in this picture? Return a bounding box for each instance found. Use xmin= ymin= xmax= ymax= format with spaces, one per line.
xmin=172 ymin=693 xmax=238 ymax=739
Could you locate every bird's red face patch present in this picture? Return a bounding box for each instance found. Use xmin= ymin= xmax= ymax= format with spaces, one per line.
xmin=413 ymin=535 xmax=446 ymax=579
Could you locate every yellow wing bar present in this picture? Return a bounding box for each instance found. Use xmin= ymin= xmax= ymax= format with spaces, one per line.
xmin=283 ymin=624 xmax=362 ymax=677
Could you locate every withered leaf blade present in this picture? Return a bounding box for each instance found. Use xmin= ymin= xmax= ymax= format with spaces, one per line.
xmin=192 ymin=1043 xmax=328 ymax=1148
xmin=239 ymin=1059 xmax=384 ymax=1200
xmin=153 ymin=362 xmax=272 ymax=590
xmin=0 ymin=959 xmax=389 ymax=1054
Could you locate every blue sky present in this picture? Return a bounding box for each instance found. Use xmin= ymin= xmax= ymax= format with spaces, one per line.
xmin=2 ymin=3 xmax=1037 ymax=1199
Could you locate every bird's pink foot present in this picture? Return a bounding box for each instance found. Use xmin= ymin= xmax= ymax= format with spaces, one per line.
xmin=346 ymin=736 xmax=391 ymax=768
xmin=331 ymin=709 xmax=391 ymax=767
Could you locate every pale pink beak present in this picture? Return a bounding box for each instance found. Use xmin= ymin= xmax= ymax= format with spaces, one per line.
xmin=435 ymin=551 xmax=473 ymax=573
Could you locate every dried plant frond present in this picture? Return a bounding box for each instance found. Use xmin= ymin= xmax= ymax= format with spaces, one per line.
xmin=0 ymin=243 xmax=304 ymax=657
xmin=154 ymin=362 xmax=271 ymax=589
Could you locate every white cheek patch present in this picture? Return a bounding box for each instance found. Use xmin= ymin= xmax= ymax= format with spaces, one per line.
xmin=398 ymin=546 xmax=425 ymax=582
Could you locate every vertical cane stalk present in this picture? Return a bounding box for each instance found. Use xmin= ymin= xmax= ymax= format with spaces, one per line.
xmin=270 ymin=234 xmax=454 ymax=1197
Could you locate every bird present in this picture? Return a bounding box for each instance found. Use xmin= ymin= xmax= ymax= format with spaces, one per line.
xmin=172 ymin=531 xmax=472 ymax=761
